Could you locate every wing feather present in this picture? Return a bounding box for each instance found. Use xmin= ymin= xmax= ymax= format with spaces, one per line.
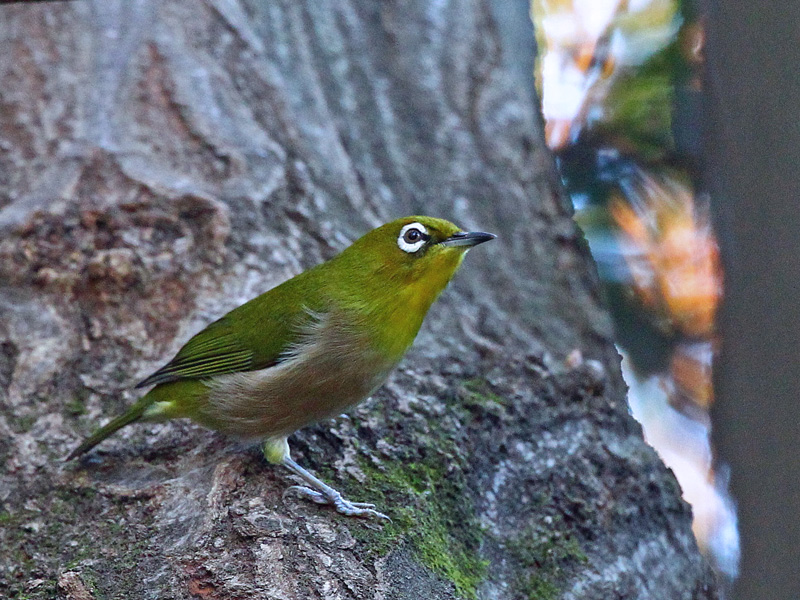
xmin=136 ymin=267 xmax=325 ymax=389
xmin=135 ymin=318 xmax=268 ymax=388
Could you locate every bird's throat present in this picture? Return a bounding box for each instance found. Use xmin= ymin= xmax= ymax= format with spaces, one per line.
xmin=374 ymin=255 xmax=465 ymax=360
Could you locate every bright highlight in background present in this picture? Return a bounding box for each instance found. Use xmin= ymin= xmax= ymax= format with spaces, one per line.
xmin=533 ymin=0 xmax=739 ymax=579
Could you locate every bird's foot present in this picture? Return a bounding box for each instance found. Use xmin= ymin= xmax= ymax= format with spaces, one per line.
xmin=284 ymin=485 xmax=391 ymax=520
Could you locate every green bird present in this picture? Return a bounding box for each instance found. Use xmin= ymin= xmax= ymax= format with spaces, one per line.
xmin=67 ymin=216 xmax=495 ymax=518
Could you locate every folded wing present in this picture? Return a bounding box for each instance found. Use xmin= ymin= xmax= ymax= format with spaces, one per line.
xmin=135 ymin=317 xmax=264 ymax=388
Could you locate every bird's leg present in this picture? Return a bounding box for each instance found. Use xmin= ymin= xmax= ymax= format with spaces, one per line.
xmin=263 ymin=437 xmax=390 ymax=520
xmin=282 ymin=456 xmax=391 ymax=520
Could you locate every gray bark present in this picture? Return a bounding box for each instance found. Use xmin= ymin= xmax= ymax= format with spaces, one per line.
xmin=0 ymin=1 xmax=718 ymax=599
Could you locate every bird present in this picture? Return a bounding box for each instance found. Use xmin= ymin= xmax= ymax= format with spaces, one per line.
xmin=66 ymin=216 xmax=495 ymax=519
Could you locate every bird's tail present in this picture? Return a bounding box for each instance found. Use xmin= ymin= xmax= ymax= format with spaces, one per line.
xmin=64 ymin=395 xmax=154 ymax=461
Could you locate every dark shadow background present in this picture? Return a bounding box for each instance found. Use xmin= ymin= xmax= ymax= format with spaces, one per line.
xmin=703 ymin=1 xmax=800 ymax=597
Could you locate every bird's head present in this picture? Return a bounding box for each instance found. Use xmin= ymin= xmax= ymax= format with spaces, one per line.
xmin=342 ymin=215 xmax=496 ymax=295
xmin=326 ymin=216 xmax=495 ymax=358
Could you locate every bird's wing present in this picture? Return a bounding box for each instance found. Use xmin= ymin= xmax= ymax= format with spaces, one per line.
xmin=135 ymin=266 xmax=330 ymax=389
xmin=135 ymin=316 xmax=263 ymax=388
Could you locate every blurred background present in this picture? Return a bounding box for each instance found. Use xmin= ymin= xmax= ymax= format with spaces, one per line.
xmin=531 ymin=0 xmax=738 ymax=581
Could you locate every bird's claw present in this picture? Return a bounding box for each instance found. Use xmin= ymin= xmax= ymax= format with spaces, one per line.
xmin=284 ymin=485 xmax=328 ymax=505
xmin=284 ymin=485 xmax=391 ymax=520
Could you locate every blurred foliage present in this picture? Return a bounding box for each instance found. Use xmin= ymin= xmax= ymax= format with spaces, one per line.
xmin=533 ymin=0 xmax=738 ymax=579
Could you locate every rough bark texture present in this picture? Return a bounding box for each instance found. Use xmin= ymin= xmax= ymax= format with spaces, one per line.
xmin=0 ymin=1 xmax=718 ymax=599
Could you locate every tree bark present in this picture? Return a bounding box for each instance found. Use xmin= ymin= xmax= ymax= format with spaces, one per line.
xmin=0 ymin=1 xmax=718 ymax=599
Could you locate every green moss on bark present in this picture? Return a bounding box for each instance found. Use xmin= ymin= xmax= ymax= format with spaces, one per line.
xmin=505 ymin=522 xmax=588 ymax=599
xmin=0 ymin=485 xmax=153 ymax=600
xmin=318 ymin=381 xmax=491 ymax=599
xmin=348 ymin=457 xmax=487 ymax=598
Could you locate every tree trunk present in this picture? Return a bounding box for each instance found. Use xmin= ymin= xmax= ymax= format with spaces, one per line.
xmin=703 ymin=1 xmax=800 ymax=597
xmin=0 ymin=1 xmax=718 ymax=598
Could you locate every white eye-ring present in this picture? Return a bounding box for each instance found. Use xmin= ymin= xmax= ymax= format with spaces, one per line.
xmin=397 ymin=222 xmax=429 ymax=253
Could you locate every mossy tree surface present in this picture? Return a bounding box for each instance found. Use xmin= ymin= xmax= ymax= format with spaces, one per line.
xmin=0 ymin=0 xmax=718 ymax=598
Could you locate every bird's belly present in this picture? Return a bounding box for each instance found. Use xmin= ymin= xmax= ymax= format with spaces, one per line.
xmin=200 ymin=330 xmax=394 ymax=439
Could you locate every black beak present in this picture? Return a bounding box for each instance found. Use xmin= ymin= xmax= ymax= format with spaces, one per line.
xmin=440 ymin=231 xmax=497 ymax=248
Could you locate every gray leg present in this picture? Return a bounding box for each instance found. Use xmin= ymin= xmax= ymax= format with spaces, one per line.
xmin=263 ymin=438 xmax=389 ymax=520
xmin=282 ymin=456 xmax=390 ymax=520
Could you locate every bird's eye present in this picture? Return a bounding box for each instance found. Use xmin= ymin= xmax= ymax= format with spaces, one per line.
xmin=397 ymin=222 xmax=429 ymax=253
xmin=404 ymin=228 xmax=422 ymax=243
